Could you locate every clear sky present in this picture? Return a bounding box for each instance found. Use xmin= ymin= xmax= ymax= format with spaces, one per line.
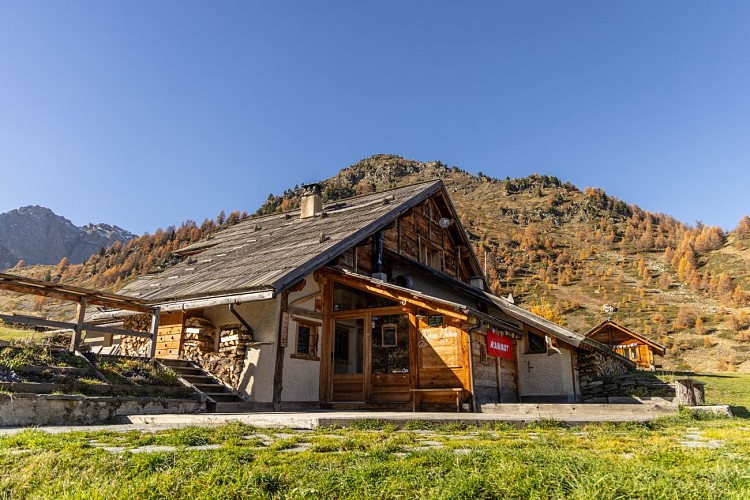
xmin=1 ymin=2 xmax=749 ymax=234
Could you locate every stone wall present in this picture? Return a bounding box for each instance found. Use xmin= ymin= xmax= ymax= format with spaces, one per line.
xmin=0 ymin=393 xmax=205 ymax=426
xmin=576 ymin=349 xmax=674 ymax=402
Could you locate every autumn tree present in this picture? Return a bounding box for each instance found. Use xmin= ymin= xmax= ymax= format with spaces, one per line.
xmin=674 ymin=306 xmax=698 ymax=329
xmin=735 ymin=215 xmax=750 ymax=240
xmin=528 ymin=300 xmax=565 ymax=326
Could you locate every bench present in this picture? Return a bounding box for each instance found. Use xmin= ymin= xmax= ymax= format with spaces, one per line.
xmin=410 ymin=388 xmax=466 ymax=413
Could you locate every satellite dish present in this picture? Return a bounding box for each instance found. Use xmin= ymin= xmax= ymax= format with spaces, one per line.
xmin=438 ymin=217 xmax=453 ymax=228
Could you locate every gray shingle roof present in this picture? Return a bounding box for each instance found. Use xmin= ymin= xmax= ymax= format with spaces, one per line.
xmin=120 ymin=181 xmax=444 ymax=302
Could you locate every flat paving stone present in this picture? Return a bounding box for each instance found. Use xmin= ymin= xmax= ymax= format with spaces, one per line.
xmin=0 ymin=405 xmax=678 ymax=436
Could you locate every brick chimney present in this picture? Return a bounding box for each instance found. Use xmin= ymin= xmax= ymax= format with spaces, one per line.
xmin=300 ymin=183 xmax=322 ymax=219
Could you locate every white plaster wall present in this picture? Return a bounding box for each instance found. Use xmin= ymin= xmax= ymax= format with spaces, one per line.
xmin=282 ymin=275 xmax=322 ymax=402
xmin=203 ymin=298 xmax=280 ymax=403
xmin=517 ymin=342 xmax=575 ymax=398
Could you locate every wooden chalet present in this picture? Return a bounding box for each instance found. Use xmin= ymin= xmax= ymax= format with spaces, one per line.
xmin=585 ymin=320 xmax=666 ymax=371
xmin=91 ymin=180 xmax=632 ymax=411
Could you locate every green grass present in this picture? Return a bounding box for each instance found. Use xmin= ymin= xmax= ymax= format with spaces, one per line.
xmin=657 ymin=371 xmax=750 ymax=418
xmin=0 ymin=416 xmax=748 ymax=498
xmin=0 ymin=324 xmax=51 ymax=342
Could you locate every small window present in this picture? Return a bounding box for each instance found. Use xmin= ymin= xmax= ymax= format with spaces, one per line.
xmin=526 ymin=332 xmax=547 ymax=354
xmin=292 ymin=320 xmax=319 ymax=360
xmin=479 ymin=343 xmax=488 ymax=364
xmin=420 ymin=241 xmax=443 ymax=271
xmin=627 ymin=347 xmax=639 ymax=360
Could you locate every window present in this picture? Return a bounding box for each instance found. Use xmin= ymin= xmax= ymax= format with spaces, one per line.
xmin=526 ymin=331 xmax=547 ymax=354
xmin=332 ymin=282 xmax=399 ymax=311
xmin=420 ymin=240 xmax=443 ymax=271
xmin=292 ymin=320 xmax=319 ymax=360
xmin=479 ymin=343 xmax=488 ymax=364
xmin=371 ymin=314 xmax=410 ymax=374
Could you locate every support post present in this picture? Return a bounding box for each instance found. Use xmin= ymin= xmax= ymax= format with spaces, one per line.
xmin=148 ymin=307 xmax=161 ymax=360
xmin=69 ymin=297 xmax=87 ymax=352
xmin=273 ymin=291 xmax=290 ymax=411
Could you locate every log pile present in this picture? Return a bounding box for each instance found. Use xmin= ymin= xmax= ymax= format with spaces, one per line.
xmin=182 ymin=322 xmax=251 ymax=390
xmin=120 ymin=314 xmax=151 ymax=356
xmin=183 ymin=317 xmax=215 ymax=352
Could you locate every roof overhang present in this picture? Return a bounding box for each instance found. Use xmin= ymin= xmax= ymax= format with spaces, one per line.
xmin=0 ymin=272 xmax=156 ymax=313
xmin=88 ymin=289 xmax=275 ymax=322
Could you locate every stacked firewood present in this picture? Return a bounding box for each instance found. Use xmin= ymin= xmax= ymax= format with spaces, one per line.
xmin=183 ymin=317 xmax=216 ymax=352
xmin=120 ymin=314 xmax=151 ymax=356
xmin=218 ymin=326 xmax=252 ymax=355
xmin=182 ymin=322 xmax=252 ymax=390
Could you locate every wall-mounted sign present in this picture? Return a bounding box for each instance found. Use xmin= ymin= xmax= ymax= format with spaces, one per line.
xmin=427 ymin=315 xmax=443 ymax=327
xmin=487 ymin=329 xmax=513 ymax=359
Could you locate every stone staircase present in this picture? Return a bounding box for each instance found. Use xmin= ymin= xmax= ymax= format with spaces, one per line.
xmin=158 ymin=359 xmax=252 ymax=413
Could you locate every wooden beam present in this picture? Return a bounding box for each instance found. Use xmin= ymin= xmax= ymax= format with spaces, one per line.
xmin=287 ymin=306 xmax=324 ymax=320
xmin=148 ymin=308 xmax=161 ymax=360
xmin=69 ymin=297 xmax=87 ymax=353
xmin=83 ymin=325 xmax=153 ymax=339
xmin=0 ymin=272 xmax=156 ymax=313
xmin=327 ymin=272 xmax=467 ymax=321
xmin=0 ymin=313 xmax=76 ymax=331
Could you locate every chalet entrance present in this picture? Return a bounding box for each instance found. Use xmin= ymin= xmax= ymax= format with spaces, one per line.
xmin=330 ymin=311 xmax=412 ymax=404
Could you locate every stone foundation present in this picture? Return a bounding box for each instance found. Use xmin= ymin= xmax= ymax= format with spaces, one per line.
xmin=0 ymin=393 xmax=205 ymax=426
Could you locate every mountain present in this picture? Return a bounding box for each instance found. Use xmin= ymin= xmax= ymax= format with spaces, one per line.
xmin=2 ymin=155 xmax=749 ymax=373
xmin=0 ymin=206 xmax=136 ymax=269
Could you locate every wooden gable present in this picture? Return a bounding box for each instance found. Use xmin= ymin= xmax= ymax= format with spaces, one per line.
xmin=335 ymin=189 xmax=481 ymax=284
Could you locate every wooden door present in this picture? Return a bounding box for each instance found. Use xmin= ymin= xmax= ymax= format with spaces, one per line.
xmin=331 ymin=317 xmax=366 ymax=401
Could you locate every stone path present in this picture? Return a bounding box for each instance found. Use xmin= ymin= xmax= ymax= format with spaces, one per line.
xmin=0 ymin=403 xmax=680 ymax=437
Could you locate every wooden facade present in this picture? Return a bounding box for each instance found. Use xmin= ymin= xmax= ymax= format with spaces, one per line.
xmin=586 ymin=320 xmax=666 ymax=371
xmin=333 ymin=194 xmax=478 ymax=284
xmin=316 ymin=270 xmax=519 ymax=410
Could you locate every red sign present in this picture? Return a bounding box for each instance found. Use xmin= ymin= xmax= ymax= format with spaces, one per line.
xmin=486 ymin=330 xmax=513 ymax=359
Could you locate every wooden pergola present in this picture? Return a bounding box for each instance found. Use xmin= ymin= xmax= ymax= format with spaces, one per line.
xmin=0 ymin=273 xmax=160 ymax=358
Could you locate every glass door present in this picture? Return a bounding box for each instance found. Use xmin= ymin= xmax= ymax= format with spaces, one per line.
xmin=370 ymin=313 xmax=411 ymax=403
xmin=331 ymin=317 xmax=365 ymax=402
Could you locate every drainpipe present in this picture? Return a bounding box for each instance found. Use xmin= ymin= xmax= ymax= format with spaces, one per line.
xmin=229 ymin=303 xmax=254 ymax=338
xmin=466 ymin=319 xmax=483 ymax=413
xmin=372 ymin=230 xmax=387 ymax=281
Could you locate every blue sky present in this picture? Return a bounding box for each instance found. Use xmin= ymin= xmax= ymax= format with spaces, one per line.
xmin=1 ymin=2 xmax=749 ymax=234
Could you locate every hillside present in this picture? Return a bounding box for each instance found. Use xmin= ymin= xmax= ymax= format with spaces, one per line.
xmin=2 ymin=155 xmax=749 ymax=373
xmin=0 ymin=206 xmax=135 ymax=268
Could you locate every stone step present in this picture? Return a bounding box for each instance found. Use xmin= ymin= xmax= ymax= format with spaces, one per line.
xmin=158 ymin=359 xmax=195 ymax=368
xmin=181 ymin=374 xmax=218 ymax=384
xmin=194 ymin=383 xmax=232 ymax=393
xmin=214 ymin=402 xmax=256 ymax=413
xmin=477 ymin=402 xmax=677 ymax=417
xmin=206 ymin=393 xmax=244 ymax=403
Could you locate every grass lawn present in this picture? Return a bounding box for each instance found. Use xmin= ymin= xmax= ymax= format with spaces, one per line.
xmin=0 ymin=324 xmax=54 ymax=343
xmin=0 ymin=414 xmax=749 ymax=499
xmin=658 ymin=371 xmax=750 ymax=418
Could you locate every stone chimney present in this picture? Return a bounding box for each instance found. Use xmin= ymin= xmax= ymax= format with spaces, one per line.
xmin=300 ymin=183 xmax=322 ymax=219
